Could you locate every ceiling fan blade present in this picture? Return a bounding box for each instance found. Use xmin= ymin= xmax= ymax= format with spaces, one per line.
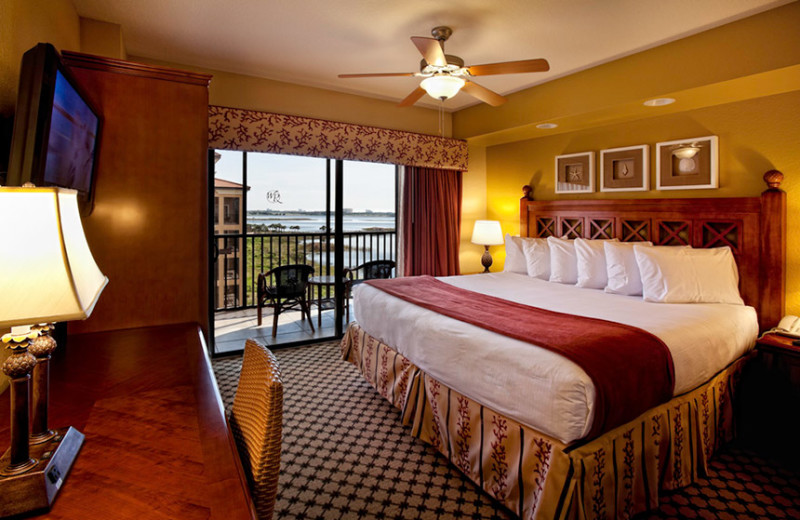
xmin=411 ymin=36 xmax=447 ymax=67
xmin=397 ymin=87 xmax=427 ymax=107
xmin=467 ymin=58 xmax=550 ymax=76
xmin=338 ymin=72 xmax=416 ymax=78
xmin=462 ymin=81 xmax=507 ymax=106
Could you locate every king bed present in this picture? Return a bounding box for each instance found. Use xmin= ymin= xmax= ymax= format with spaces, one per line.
xmin=341 ymin=171 xmax=786 ymax=519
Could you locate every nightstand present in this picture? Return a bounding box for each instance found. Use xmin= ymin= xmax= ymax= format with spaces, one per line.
xmin=756 ymin=332 xmax=800 ymax=386
xmin=738 ymin=333 xmax=800 ymax=462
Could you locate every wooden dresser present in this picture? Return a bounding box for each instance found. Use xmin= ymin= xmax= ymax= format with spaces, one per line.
xmin=0 ymin=324 xmax=256 ymax=519
xmin=60 ymin=52 xmax=212 ymax=338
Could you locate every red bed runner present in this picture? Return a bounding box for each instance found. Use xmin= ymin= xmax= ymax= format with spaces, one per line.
xmin=365 ymin=275 xmax=675 ymax=439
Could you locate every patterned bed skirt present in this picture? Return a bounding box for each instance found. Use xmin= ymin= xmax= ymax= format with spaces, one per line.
xmin=341 ymin=323 xmax=751 ymax=520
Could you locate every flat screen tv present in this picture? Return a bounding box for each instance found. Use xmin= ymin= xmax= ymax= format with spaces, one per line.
xmin=7 ymin=43 xmax=102 ymax=216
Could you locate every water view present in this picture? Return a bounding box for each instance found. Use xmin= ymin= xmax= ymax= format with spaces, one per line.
xmin=213 ymin=150 xmax=398 ymax=312
xmin=247 ymin=212 xmax=395 ymax=233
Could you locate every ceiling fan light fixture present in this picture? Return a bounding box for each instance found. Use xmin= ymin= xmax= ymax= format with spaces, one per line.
xmin=420 ymin=74 xmax=465 ymax=100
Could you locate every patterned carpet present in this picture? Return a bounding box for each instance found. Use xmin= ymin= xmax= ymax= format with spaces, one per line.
xmin=212 ymin=341 xmax=800 ymax=520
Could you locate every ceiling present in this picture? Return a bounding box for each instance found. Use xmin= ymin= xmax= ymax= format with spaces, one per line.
xmin=71 ymin=0 xmax=791 ymax=111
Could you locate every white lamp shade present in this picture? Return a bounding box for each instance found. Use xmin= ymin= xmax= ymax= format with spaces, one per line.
xmin=471 ymin=220 xmax=504 ymax=246
xmin=0 ymin=187 xmax=108 ymax=328
xmin=420 ymin=75 xmax=465 ymax=100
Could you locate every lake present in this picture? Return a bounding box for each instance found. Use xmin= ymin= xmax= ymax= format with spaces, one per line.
xmin=247 ymin=214 xmax=396 ymax=232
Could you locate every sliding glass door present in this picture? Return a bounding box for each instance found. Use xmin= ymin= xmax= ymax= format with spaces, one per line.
xmin=209 ymin=151 xmax=396 ymax=355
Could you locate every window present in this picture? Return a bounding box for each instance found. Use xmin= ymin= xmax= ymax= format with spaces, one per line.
xmin=224 ymin=197 xmax=239 ymax=225
xmin=211 ymin=149 xmax=398 ymax=353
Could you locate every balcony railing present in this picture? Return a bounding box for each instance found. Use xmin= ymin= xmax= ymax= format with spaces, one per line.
xmin=213 ymin=230 xmax=396 ymax=312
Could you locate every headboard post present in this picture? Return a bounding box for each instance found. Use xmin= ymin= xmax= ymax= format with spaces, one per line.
xmin=759 ymin=170 xmax=787 ymax=330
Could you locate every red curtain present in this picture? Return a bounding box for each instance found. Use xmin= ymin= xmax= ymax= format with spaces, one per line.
xmin=402 ymin=166 xmax=462 ymax=277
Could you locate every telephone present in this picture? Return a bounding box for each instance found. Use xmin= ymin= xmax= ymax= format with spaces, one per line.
xmin=776 ymin=315 xmax=800 ymax=338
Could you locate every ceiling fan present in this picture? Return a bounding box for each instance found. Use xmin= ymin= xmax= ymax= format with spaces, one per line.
xmin=338 ymin=26 xmax=550 ymax=108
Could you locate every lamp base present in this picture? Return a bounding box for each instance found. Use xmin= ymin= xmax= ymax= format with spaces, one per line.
xmin=0 ymin=426 xmax=84 ymax=517
xmin=480 ymin=246 xmax=493 ymax=273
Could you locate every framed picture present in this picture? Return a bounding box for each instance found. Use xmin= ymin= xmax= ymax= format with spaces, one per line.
xmin=600 ymin=145 xmax=649 ymax=192
xmin=555 ymin=152 xmax=594 ymax=194
xmin=656 ymin=135 xmax=719 ymax=190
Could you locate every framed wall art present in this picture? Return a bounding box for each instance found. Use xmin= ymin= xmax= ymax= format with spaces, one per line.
xmin=555 ymin=152 xmax=594 ymax=194
xmin=656 ymin=135 xmax=719 ymax=190
xmin=600 ymin=145 xmax=649 ymax=192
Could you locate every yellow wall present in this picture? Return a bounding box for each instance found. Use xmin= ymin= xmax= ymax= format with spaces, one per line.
xmin=453 ymin=2 xmax=800 ymax=143
xmin=1 ymin=0 xmax=798 ymax=342
xmin=0 ymin=0 xmax=80 ymax=116
xmin=484 ymin=92 xmax=800 ymax=315
xmin=460 ymin=143 xmax=487 ymax=272
xmin=0 ymin=0 xmax=81 ymax=394
xmin=453 ymin=3 xmax=800 ymax=319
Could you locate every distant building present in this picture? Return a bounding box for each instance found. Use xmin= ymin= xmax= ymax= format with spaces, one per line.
xmin=214 ymin=177 xmax=249 ymax=309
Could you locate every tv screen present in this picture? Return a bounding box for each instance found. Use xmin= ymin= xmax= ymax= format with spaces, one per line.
xmin=7 ymin=43 xmax=102 ymax=215
xmin=43 ymin=69 xmax=99 ymax=195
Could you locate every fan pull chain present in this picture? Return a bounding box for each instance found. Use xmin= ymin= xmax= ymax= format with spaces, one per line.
xmin=438 ymin=100 xmax=444 ymax=137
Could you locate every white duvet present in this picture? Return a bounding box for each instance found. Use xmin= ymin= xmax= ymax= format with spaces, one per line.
xmin=352 ymin=272 xmax=758 ymax=444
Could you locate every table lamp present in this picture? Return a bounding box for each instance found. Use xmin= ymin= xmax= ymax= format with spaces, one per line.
xmin=0 ymin=186 xmax=108 ymax=516
xmin=471 ymin=220 xmax=504 ymax=273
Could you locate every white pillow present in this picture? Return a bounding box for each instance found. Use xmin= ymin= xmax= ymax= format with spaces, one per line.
xmin=503 ymin=234 xmax=528 ymax=274
xmin=634 ymin=245 xmax=744 ymax=305
xmin=521 ymin=238 xmax=550 ymax=279
xmin=575 ymin=238 xmax=618 ymax=289
xmin=548 ymin=237 xmax=578 ymax=284
xmin=604 ymin=241 xmax=653 ymax=296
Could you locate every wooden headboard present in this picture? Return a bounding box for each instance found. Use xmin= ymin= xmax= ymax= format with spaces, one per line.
xmin=519 ymin=171 xmax=787 ymax=331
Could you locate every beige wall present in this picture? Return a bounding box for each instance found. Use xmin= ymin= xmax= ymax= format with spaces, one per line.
xmin=80 ymin=18 xmax=126 ymax=60
xmin=455 ymin=3 xmax=800 ymax=318
xmin=133 ymin=56 xmax=450 ymax=137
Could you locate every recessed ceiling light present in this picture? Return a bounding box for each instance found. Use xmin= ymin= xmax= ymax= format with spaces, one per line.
xmin=643 ymin=98 xmax=675 ymax=107
xmin=536 ymin=123 xmax=558 ymax=129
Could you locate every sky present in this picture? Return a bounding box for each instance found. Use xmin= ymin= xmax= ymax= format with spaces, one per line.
xmin=214 ymin=150 xmax=396 ymax=213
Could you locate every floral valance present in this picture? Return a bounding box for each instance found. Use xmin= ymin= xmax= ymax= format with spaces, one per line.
xmin=208 ymin=105 xmax=468 ymax=171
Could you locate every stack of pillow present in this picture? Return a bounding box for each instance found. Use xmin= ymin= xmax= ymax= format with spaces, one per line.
xmin=503 ymin=234 xmax=744 ymax=305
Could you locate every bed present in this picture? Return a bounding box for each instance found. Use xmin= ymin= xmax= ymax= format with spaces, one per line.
xmin=341 ymin=170 xmax=787 ymax=519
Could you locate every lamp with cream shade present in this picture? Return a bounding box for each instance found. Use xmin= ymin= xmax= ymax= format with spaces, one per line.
xmin=0 ymin=186 xmax=107 ymax=516
xmin=471 ymin=220 xmax=504 ymax=273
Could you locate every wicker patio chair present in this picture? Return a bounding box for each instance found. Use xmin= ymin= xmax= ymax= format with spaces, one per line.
xmin=257 ymin=264 xmax=315 ymax=337
xmin=343 ymin=259 xmax=396 ymax=322
xmin=230 ymin=339 xmax=283 ymax=519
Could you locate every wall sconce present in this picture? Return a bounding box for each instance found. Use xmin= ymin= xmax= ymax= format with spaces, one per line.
xmin=471 ymin=220 xmax=504 ymax=273
xmin=0 ymin=186 xmax=108 ymax=516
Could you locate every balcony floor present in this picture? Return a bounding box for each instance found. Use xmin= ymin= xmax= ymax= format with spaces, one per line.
xmin=213 ymin=306 xmax=347 ymax=354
